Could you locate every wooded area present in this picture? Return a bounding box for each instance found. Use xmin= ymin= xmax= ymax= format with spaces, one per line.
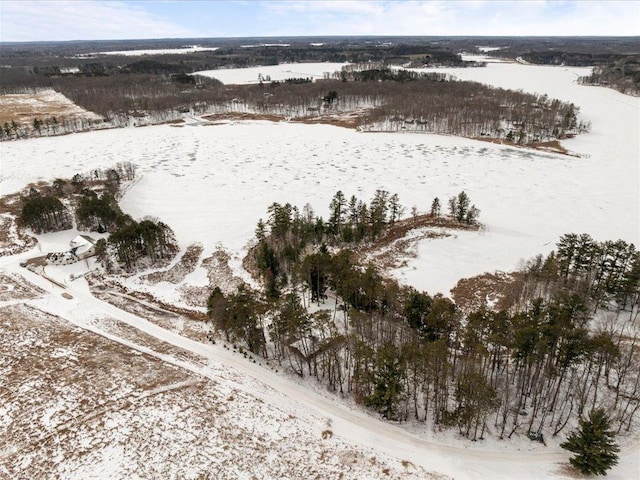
xmin=208 ymin=192 xmax=639 ymax=442
xmin=16 ymin=164 xmax=178 ymax=272
xmin=1 ymin=37 xmax=604 ymax=142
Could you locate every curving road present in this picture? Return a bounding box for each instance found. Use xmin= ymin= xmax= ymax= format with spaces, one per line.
xmin=3 ymin=252 xmax=637 ymax=480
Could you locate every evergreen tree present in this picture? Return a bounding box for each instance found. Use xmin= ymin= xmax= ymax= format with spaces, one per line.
xmin=430 ymin=197 xmax=441 ymax=217
xmin=388 ymin=193 xmax=404 ymax=225
xmin=364 ymin=343 xmax=405 ymax=420
xmin=455 ymin=191 xmax=470 ymax=223
xmin=465 ymin=205 xmax=481 ymax=225
xmin=255 ymin=219 xmax=266 ymax=242
xmin=561 ymin=408 xmax=619 ymax=476
xmin=20 ymin=195 xmax=72 ymax=233
xmin=328 ymin=190 xmax=347 ymax=235
xmin=369 ymin=189 xmax=389 ymax=238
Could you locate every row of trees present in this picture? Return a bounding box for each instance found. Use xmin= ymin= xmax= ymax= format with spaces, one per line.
xmin=578 ymin=57 xmax=640 ymax=96
xmin=2 ymin=63 xmax=587 ymax=144
xmin=18 ymin=164 xmax=177 ymax=271
xmin=208 ymin=190 xmax=638 ymax=449
xmin=1 ymin=112 xmax=103 ymax=141
xmin=253 ymin=190 xmax=478 ymax=300
xmin=2 ymin=116 xmax=63 ymax=140
xmin=521 ymin=233 xmax=640 ymax=312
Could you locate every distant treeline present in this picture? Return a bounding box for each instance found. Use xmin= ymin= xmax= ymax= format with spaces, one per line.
xmin=578 ymin=57 xmax=640 ymax=96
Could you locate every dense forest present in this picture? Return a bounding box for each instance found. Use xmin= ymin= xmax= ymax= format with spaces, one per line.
xmin=0 ymin=37 xmax=597 ymax=143
xmin=578 ymin=57 xmax=640 ymax=96
xmin=207 ymin=193 xmax=640 ymax=442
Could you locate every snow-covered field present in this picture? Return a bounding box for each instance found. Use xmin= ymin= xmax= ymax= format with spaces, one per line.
xmin=194 ymin=62 xmax=347 ymax=84
xmin=80 ymin=46 xmax=220 ymax=56
xmin=2 ymin=263 xmax=637 ymax=480
xmin=2 ymin=61 xmax=638 ymax=297
xmin=1 ymin=60 xmax=639 ymax=479
xmin=0 ymin=278 xmax=441 ymax=480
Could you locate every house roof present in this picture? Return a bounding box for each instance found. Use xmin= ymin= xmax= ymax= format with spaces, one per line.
xmin=70 ymin=234 xmax=96 ymax=248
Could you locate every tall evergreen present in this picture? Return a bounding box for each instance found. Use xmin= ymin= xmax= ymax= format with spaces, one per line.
xmin=561 ymin=408 xmax=619 ymax=476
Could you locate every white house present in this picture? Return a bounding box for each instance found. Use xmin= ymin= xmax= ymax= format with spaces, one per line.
xmin=70 ymin=234 xmax=96 ymax=260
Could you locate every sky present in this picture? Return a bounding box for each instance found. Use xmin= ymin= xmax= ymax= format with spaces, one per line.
xmin=1 ymin=0 xmax=639 ymax=42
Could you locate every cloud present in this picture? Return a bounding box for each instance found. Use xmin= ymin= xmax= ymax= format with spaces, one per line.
xmin=1 ymin=0 xmax=638 ymax=42
xmin=259 ymin=0 xmax=640 ymax=37
xmin=0 ymin=0 xmax=202 ymax=42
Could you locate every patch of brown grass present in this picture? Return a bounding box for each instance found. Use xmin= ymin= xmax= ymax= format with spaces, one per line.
xmin=358 ymin=215 xmax=479 ymax=270
xmin=203 ymin=112 xmax=286 ymax=123
xmin=202 ymin=111 xmax=365 ymax=130
xmin=0 ymin=90 xmax=101 ymax=126
xmin=0 ymin=214 xmax=36 ymax=257
xmin=141 ymin=243 xmax=203 ymax=285
xmin=451 ymin=271 xmax=524 ymax=312
xmin=292 ymin=112 xmax=363 ymax=129
xmin=88 ymin=273 xmax=208 ymax=323
xmin=472 ymin=136 xmax=578 ymax=157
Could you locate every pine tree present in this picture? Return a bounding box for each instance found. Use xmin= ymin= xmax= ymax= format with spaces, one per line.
xmin=430 ymin=197 xmax=441 ymax=217
xmin=455 ymin=191 xmax=470 ymax=223
xmin=388 ymin=193 xmax=404 ymax=225
xmin=328 ymin=190 xmax=346 ymax=235
xmin=364 ymin=343 xmax=405 ymax=420
xmin=561 ymin=408 xmax=619 ymax=476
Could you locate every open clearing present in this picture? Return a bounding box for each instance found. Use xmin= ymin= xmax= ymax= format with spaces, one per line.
xmin=194 ymin=62 xmax=348 ymax=84
xmin=0 ymin=303 xmax=442 ymax=480
xmin=0 ymin=89 xmax=102 ymax=126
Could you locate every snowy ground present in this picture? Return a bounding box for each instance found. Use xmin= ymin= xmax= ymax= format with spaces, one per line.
xmin=193 ymin=62 xmax=348 ymax=84
xmin=2 ymin=262 xmax=638 ymax=480
xmin=1 ymin=59 xmax=639 ymax=479
xmin=0 ymin=288 xmax=440 ymax=480
xmin=2 ymin=60 xmax=638 ymax=297
xmin=79 ymin=46 xmax=220 ymax=57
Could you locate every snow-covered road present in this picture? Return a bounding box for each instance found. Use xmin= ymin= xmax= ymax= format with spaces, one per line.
xmin=2 ymin=254 xmax=638 ymax=480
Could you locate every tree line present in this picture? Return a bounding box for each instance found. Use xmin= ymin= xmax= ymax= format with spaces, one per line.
xmin=578 ymin=56 xmax=640 ymax=96
xmin=251 ymin=190 xmax=477 ymax=299
xmin=207 ymin=192 xmax=638 ymax=446
xmin=2 ymin=63 xmax=587 ymax=144
xmin=18 ymin=164 xmax=177 ymax=271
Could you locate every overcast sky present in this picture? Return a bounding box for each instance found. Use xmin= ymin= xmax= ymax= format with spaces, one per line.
xmin=1 ymin=0 xmax=639 ymax=42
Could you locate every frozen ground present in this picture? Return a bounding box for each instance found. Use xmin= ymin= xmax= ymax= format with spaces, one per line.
xmin=80 ymin=46 xmax=220 ymax=56
xmin=0 ymin=89 xmax=102 ymax=126
xmin=0 ymin=283 xmax=440 ymax=480
xmin=1 ymin=261 xmax=638 ymax=480
xmin=2 ymin=60 xmax=638 ymax=297
xmin=194 ymin=62 xmax=348 ymax=84
xmin=1 ymin=59 xmax=639 ymax=478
